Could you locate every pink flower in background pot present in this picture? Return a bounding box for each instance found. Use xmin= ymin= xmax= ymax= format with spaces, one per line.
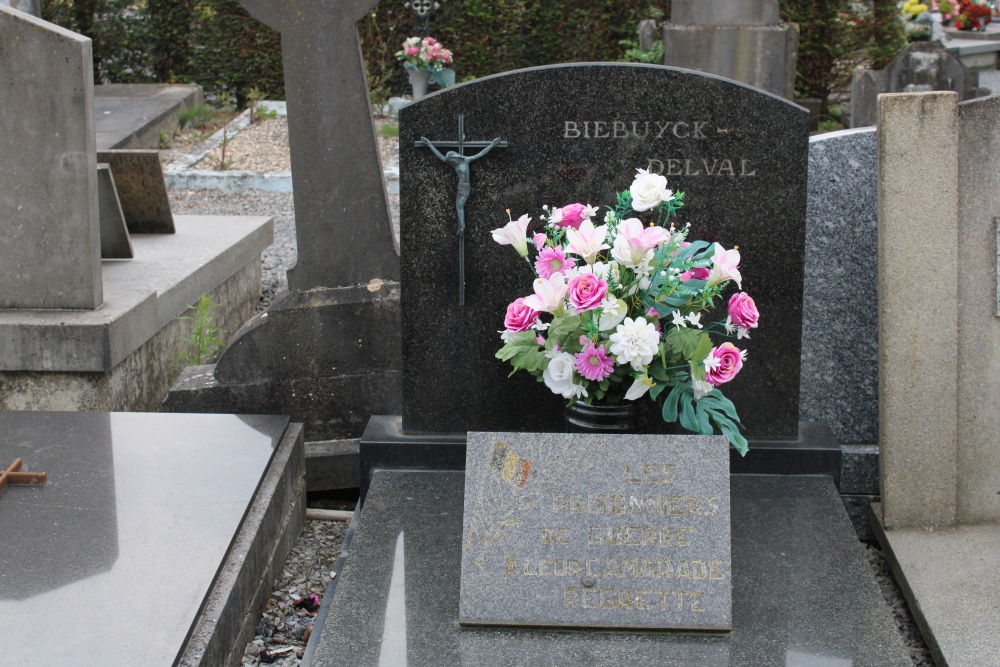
xmin=567 ymin=273 xmax=608 ymax=312
xmin=704 ymin=343 xmax=744 ymax=386
xmin=728 ymin=292 xmax=759 ymax=329
xmin=504 ymin=297 xmax=540 ymax=332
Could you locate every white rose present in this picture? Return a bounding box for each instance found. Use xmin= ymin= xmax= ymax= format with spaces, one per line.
xmin=629 ymin=168 xmax=673 ymax=212
xmin=543 ymin=352 xmax=578 ymax=398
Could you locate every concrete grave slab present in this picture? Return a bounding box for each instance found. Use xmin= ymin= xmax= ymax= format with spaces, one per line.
xmin=872 ymin=508 xmax=1000 ymax=667
xmin=0 ymin=6 xmax=102 ymax=309
xmin=311 ymin=470 xmax=910 ymax=666
xmin=97 ymin=149 xmax=175 ymax=233
xmin=0 ymin=411 xmax=305 ymax=667
xmin=460 ymin=432 xmax=731 ymax=630
xmin=97 ymin=163 xmax=134 ymax=259
xmin=94 ymin=83 xmax=202 ymax=150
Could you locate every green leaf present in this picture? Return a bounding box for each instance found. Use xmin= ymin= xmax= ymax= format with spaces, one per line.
xmin=691 ymin=333 xmax=713 ymax=364
xmin=649 ymin=382 xmax=667 ymax=400
xmin=673 ymin=240 xmax=710 ymax=263
xmin=679 ymin=393 xmax=698 ymax=431
xmin=548 ymin=315 xmax=582 ymax=347
xmin=662 ymin=385 xmax=683 ymax=421
xmin=666 ymin=328 xmax=704 ymax=359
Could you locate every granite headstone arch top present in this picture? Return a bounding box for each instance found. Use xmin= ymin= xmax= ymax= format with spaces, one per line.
xmin=399 ymin=63 xmax=808 ymax=439
xmin=238 ymin=0 xmax=399 ymax=290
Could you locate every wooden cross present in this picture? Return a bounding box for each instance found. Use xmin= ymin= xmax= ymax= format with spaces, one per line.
xmin=416 ymin=116 xmax=508 ymax=307
xmin=0 ymin=458 xmax=46 ymax=494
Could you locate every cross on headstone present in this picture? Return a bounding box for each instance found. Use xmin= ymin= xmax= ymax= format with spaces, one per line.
xmin=0 ymin=458 xmax=46 ymax=494
xmin=237 ymin=0 xmax=399 ymax=290
xmin=416 ymin=116 xmax=507 ymax=306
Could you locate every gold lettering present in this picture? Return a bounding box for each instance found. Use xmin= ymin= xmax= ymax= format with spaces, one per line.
xmin=621 ymin=559 xmax=639 ymax=578
xmin=709 ymin=560 xmax=727 ymax=580
xmin=588 ymin=525 xmax=603 ymax=545
xmin=582 ymin=589 xmax=599 ymax=609
xmin=677 ymin=526 xmax=694 ymax=546
xmin=618 ymin=588 xmax=635 ymax=609
xmin=705 ymin=496 xmax=720 ymax=516
xmin=603 ymin=558 xmax=621 ymax=578
xmin=538 ymin=559 xmax=552 ymax=576
xmin=611 ymin=495 xmax=626 ymax=514
xmin=690 ymin=591 xmax=705 ymax=612
xmin=564 ymin=587 xmax=579 ymax=608
xmin=691 ymin=560 xmax=708 ymax=580
xmin=567 ymin=559 xmax=583 ymax=577
xmin=675 ymin=560 xmax=691 ymax=579
xmin=586 ymin=558 xmax=600 ymax=577
xmin=552 ymin=494 xmax=566 ymax=512
xmin=504 ymin=557 xmax=516 ymax=575
xmin=657 ymin=559 xmax=674 ymax=579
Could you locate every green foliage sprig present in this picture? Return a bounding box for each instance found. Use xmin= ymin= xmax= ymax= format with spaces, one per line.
xmin=174 ymin=294 xmax=226 ymax=367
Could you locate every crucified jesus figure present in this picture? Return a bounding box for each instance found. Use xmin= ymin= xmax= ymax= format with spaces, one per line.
xmin=418 ymin=136 xmax=502 ymax=237
xmin=418 ymin=136 xmax=502 ymax=307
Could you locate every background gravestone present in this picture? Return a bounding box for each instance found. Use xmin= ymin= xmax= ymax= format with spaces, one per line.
xmin=0 ymin=6 xmax=102 ymax=309
xmin=0 ymin=0 xmax=39 ymax=17
xmin=663 ymin=0 xmax=798 ymax=100
xmin=801 ymin=128 xmax=878 ymax=445
xmin=400 ymin=64 xmax=808 ymax=439
xmin=850 ymin=42 xmax=980 ymax=129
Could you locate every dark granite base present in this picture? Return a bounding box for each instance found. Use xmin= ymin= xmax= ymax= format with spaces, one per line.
xmin=309 ymin=470 xmax=910 ymax=666
xmin=359 ymin=416 xmax=841 ymax=504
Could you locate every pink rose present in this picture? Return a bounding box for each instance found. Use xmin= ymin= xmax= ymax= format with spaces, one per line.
xmin=728 ymin=292 xmax=759 ymax=329
xmin=405 ymin=46 xmax=419 ymax=56
xmin=504 ymin=297 xmax=540 ymax=332
xmin=679 ymin=267 xmax=710 ymax=282
xmin=705 ymin=343 xmax=744 ymax=386
xmin=557 ymin=203 xmax=587 ymax=230
xmin=567 ymin=274 xmax=608 ymax=312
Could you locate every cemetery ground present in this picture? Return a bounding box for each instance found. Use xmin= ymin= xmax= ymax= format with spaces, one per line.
xmin=164 ymin=111 xmax=934 ymax=667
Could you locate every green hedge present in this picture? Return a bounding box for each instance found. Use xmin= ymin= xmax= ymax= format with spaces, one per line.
xmin=42 ymin=1 xmax=666 ymax=105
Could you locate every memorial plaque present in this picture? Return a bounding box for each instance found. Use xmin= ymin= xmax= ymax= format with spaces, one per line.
xmin=460 ymin=431 xmax=732 ymax=630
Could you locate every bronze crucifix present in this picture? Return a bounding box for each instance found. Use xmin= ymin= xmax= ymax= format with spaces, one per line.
xmin=417 ymin=116 xmax=508 ymax=307
xmin=0 ymin=458 xmax=47 ymax=495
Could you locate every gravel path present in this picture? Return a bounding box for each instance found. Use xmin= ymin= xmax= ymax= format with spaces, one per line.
xmin=165 ymin=120 xmax=937 ymax=667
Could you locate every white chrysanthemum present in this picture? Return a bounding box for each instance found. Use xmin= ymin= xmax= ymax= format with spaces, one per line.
xmin=543 ymin=352 xmax=578 ymax=398
xmin=609 ymin=317 xmax=660 ymax=370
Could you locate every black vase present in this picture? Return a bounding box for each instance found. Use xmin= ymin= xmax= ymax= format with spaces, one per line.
xmin=565 ymin=401 xmax=648 ymax=433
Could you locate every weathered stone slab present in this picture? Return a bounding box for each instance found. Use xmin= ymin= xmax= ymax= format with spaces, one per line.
xmin=801 ymin=128 xmax=878 ymax=444
xmin=97 ymin=150 xmax=175 ymax=233
xmin=0 ymin=6 xmax=102 ymax=309
xmin=400 ymin=64 xmax=808 ymax=438
xmin=459 ymin=431 xmax=731 ymax=630
xmin=877 ymin=92 xmax=960 ymax=530
xmin=238 ymin=0 xmax=399 ymax=289
xmin=97 ymin=164 xmax=134 ymax=259
xmin=670 ymin=0 xmax=779 ymax=26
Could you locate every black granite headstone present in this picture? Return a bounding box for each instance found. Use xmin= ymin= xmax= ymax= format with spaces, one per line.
xmin=400 ymin=64 xmax=808 ymax=439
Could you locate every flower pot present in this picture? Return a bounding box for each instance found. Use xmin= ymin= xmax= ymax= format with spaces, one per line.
xmin=407 ymin=68 xmax=432 ymax=101
xmin=565 ymin=401 xmax=648 ymax=433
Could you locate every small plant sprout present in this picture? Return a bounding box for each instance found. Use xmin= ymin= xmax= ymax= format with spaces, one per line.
xmin=174 ymin=294 xmax=226 ymax=367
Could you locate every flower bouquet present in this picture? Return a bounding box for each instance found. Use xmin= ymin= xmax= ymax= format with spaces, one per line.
xmin=396 ymin=36 xmax=456 ymax=88
xmin=493 ymin=169 xmax=758 ymax=454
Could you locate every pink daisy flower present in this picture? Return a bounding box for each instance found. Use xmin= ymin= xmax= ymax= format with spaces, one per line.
xmin=535 ymin=246 xmax=576 ymax=280
xmin=575 ymin=342 xmax=615 ymax=382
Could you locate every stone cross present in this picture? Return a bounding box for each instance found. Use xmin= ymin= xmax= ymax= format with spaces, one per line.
xmin=416 ymin=116 xmax=507 ymax=306
xmin=238 ymin=0 xmax=399 ymax=290
xmin=0 ymin=458 xmax=47 ymax=494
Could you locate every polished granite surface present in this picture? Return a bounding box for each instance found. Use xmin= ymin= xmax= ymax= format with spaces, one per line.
xmin=0 ymin=411 xmax=287 ymax=666
xmin=313 ymin=470 xmax=910 ymax=666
